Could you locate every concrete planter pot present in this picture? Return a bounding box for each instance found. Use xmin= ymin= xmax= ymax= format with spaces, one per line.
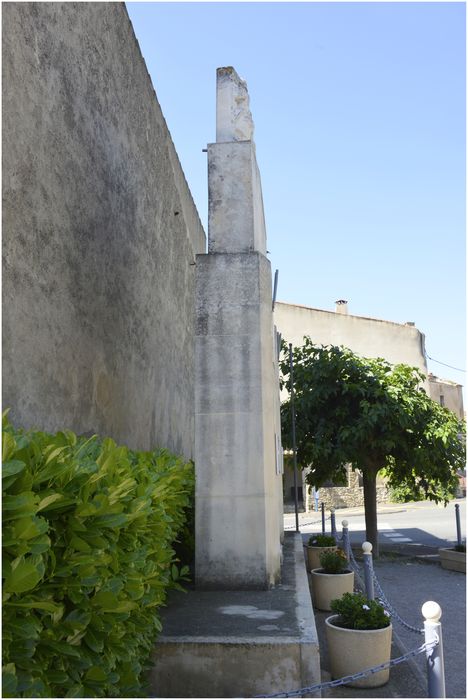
xmin=325 ymin=615 xmax=392 ymax=688
xmin=305 ymin=545 xmax=337 ymax=572
xmin=310 ymin=568 xmax=354 ymax=611
xmin=438 ymin=547 xmax=466 ymax=573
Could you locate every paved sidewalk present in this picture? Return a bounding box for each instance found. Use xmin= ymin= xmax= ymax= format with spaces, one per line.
xmin=306 ymin=548 xmax=466 ymax=698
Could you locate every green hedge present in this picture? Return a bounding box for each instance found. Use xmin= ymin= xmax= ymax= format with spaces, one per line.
xmin=2 ymin=412 xmax=194 ymax=697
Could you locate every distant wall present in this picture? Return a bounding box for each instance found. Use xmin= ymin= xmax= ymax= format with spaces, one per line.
xmin=2 ymin=2 xmax=206 ymax=458
xmin=428 ymin=375 xmax=464 ymax=419
xmin=274 ymin=302 xmax=428 ymax=374
xmin=276 ymin=301 xmax=430 ymax=511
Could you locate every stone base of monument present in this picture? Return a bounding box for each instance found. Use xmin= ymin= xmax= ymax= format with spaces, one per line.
xmin=148 ymin=532 xmax=321 ymax=698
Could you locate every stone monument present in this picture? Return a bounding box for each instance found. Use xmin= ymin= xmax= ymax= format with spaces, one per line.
xmin=195 ymin=67 xmax=283 ymax=589
xmin=150 ymin=70 xmax=320 ymax=698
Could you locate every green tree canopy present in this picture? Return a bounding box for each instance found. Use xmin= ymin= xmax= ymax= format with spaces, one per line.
xmin=280 ymin=339 xmax=466 ymax=555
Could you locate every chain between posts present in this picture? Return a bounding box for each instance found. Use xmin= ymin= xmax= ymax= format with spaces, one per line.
xmin=346 ymin=535 xmax=423 ymax=635
xmin=290 ymin=516 xmax=425 ymax=634
xmin=372 ymin=575 xmax=424 ymax=635
xmin=255 ymin=638 xmax=438 ymax=698
xmin=284 ymin=514 xmax=331 ymax=531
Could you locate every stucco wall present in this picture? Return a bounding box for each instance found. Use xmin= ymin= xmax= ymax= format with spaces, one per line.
xmin=428 ymin=376 xmax=464 ymax=419
xmin=2 ymin=2 xmax=206 ymax=458
xmin=274 ymin=302 xmax=428 ymax=374
xmin=276 ymin=301 xmax=429 ymax=511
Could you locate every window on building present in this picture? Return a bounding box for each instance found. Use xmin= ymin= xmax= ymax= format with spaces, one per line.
xmin=440 ymin=395 xmax=445 ymax=407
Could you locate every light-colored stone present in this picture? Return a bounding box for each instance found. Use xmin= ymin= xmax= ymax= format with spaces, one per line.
xmin=207 ymin=141 xmax=267 ymax=254
xmin=310 ymin=568 xmax=354 ymax=611
xmin=194 ymin=67 xmax=281 ymax=589
xmin=195 ymin=253 xmax=281 ymax=588
xmin=325 ymin=615 xmax=392 ymax=688
xmin=216 ymin=66 xmax=254 ymax=142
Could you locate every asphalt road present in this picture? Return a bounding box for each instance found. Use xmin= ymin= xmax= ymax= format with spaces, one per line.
xmin=285 ymin=498 xmax=466 ymax=549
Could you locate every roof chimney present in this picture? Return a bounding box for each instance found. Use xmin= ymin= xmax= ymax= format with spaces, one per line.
xmin=335 ymin=299 xmax=348 ymax=315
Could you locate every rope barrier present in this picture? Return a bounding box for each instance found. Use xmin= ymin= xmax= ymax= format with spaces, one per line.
xmin=255 ymin=637 xmax=438 ymax=698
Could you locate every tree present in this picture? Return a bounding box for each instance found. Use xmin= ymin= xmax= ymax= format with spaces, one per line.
xmin=280 ymin=339 xmax=466 ymax=556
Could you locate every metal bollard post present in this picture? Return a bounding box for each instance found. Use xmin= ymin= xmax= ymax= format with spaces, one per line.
xmin=455 ymin=504 xmax=462 ymax=547
xmin=422 ymin=601 xmax=446 ymax=698
xmin=321 ymin=502 xmax=325 ymax=535
xmin=330 ymin=509 xmax=337 ymax=538
xmin=342 ymin=520 xmax=350 ymax=562
xmin=362 ymin=541 xmax=375 ymax=600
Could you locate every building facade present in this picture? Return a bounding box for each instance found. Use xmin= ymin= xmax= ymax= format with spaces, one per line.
xmin=274 ymin=300 xmax=463 ymax=510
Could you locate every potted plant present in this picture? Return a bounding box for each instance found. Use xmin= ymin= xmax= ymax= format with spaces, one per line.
xmin=310 ymin=549 xmax=354 ymax=611
xmin=438 ymin=542 xmax=466 ymax=573
xmin=305 ymin=534 xmax=337 ymax=571
xmin=325 ymin=592 xmax=392 ymax=688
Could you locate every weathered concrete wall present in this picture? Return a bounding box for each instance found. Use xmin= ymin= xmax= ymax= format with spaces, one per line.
xmin=2 ymin=2 xmax=206 ymax=458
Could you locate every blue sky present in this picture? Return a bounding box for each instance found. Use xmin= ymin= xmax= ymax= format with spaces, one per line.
xmin=126 ymin=1 xmax=466 ymax=393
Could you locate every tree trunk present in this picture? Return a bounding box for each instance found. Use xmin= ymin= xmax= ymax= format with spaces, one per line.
xmin=363 ymin=470 xmax=379 ymax=558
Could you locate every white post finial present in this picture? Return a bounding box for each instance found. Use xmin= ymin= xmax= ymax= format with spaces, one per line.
xmin=422 ymin=601 xmax=442 ymax=623
xmin=362 ymin=541 xmax=373 ymax=554
xmin=341 ymin=520 xmax=348 ymax=528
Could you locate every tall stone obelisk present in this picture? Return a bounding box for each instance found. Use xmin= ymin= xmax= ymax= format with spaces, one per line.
xmin=195 ymin=67 xmax=283 ymax=589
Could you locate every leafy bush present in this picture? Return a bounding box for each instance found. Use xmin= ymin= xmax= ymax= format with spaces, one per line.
xmin=454 ymin=543 xmax=466 ymax=553
xmin=388 ymin=478 xmax=457 ymax=504
xmin=2 ymin=412 xmax=194 ymax=698
xmin=319 ymin=548 xmax=348 ymax=574
xmin=308 ymin=534 xmax=336 ymax=547
xmin=330 ymin=592 xmax=391 ymax=630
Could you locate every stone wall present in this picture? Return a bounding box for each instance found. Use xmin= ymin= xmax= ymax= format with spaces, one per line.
xmin=317 ymin=485 xmax=390 ymax=511
xmin=284 ymin=464 xmax=390 ymax=511
xmin=2 ymin=3 xmax=206 ymax=458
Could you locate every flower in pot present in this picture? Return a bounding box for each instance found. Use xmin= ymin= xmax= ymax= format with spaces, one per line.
xmin=325 ymin=592 xmax=392 ymax=688
xmin=305 ymin=534 xmax=337 ymax=571
xmin=310 ymin=548 xmax=354 ymax=611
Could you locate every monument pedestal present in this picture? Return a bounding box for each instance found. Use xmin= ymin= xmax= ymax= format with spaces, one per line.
xmin=195 ymin=252 xmax=281 ymax=589
xmin=149 ymin=534 xmax=321 ymax=698
xmin=194 ymin=66 xmax=282 ymax=589
xmin=150 ymin=64 xmax=318 ymax=698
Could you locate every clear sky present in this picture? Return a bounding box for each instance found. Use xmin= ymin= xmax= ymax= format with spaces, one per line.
xmin=126 ymin=1 xmax=466 ymax=395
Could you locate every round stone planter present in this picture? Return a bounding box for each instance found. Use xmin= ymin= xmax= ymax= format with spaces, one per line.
xmin=325 ymin=615 xmax=392 ymax=688
xmin=310 ymin=568 xmax=354 ymax=611
xmin=305 ymin=545 xmax=337 ymax=571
